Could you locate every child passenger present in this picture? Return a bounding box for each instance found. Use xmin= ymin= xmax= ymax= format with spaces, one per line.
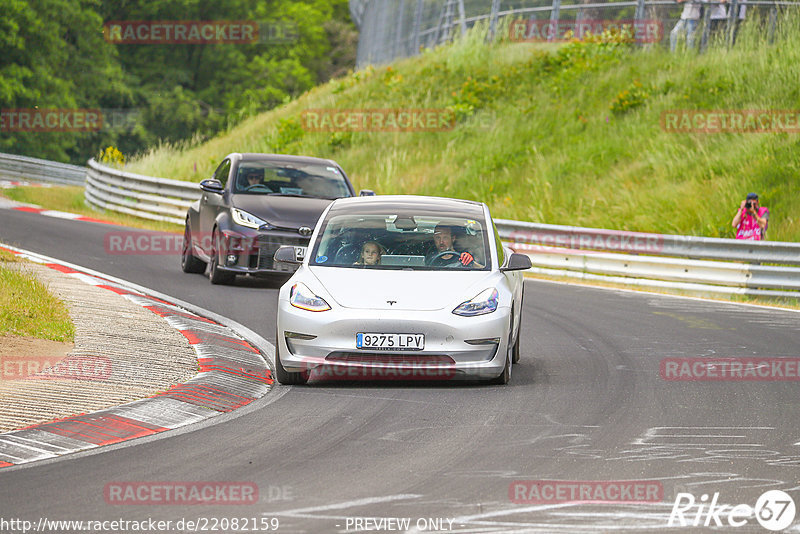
xmin=355 ymin=241 xmax=384 ymax=266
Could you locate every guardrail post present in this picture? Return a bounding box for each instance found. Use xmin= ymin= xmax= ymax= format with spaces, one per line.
xmin=458 ymin=0 xmax=467 ymax=36
xmin=357 ymin=2 xmax=373 ymax=67
xmin=634 ymin=0 xmax=647 ymax=23
xmin=488 ymin=0 xmax=501 ymax=42
xmin=393 ymin=0 xmax=406 ymax=58
xmin=411 ymin=0 xmax=423 ymax=52
xmin=377 ymin=0 xmax=391 ymax=63
xmin=549 ymin=0 xmax=562 ymax=42
xmin=726 ymin=0 xmax=739 ymax=46
xmin=699 ymin=2 xmax=712 ymax=52
xmin=768 ymin=5 xmax=778 ymax=43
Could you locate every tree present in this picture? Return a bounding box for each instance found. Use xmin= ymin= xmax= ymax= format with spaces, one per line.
xmin=0 ymin=0 xmax=131 ymax=162
xmin=0 ymin=0 xmax=357 ymax=163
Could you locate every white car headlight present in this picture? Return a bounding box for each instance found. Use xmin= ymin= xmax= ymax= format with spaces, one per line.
xmin=232 ymin=208 xmax=271 ymax=229
xmin=290 ymin=283 xmax=331 ymax=312
xmin=452 ymin=288 xmax=499 ymax=317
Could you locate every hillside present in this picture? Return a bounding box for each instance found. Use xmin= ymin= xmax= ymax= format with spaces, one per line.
xmin=127 ymin=16 xmax=800 ymax=242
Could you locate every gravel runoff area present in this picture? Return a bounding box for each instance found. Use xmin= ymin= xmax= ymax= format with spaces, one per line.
xmin=0 ymin=261 xmax=198 ymax=433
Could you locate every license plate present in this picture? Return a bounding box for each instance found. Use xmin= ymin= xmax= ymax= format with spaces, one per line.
xmin=356 ymin=333 xmax=424 ymax=351
xmin=294 ymin=246 xmax=307 ymax=261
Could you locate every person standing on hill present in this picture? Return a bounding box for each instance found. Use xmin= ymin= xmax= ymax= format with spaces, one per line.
xmin=732 ymin=192 xmax=769 ymax=240
xmin=670 ymin=0 xmax=702 ymax=51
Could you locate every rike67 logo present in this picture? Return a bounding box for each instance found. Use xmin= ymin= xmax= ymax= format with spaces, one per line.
xmin=669 ymin=490 xmax=796 ymax=531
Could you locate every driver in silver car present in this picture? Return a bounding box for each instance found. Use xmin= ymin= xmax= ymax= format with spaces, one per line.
xmin=243 ymin=168 xmax=264 ymax=188
xmin=429 ymin=223 xmax=483 ymax=268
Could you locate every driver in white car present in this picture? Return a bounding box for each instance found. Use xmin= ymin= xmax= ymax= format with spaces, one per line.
xmin=429 ymin=223 xmax=483 ymax=268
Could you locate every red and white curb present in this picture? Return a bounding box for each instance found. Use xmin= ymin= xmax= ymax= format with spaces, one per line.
xmin=0 ymin=192 xmax=119 ymax=225
xmin=0 ymin=179 xmax=52 ymax=189
xmin=0 ymin=245 xmax=274 ymax=468
xmin=7 ymin=205 xmax=113 ymax=225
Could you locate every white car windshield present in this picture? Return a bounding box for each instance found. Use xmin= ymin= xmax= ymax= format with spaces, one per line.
xmin=310 ymin=212 xmax=490 ymax=270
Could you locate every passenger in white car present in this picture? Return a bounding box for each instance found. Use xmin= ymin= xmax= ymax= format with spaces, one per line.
xmin=354 ymin=240 xmax=384 ymax=266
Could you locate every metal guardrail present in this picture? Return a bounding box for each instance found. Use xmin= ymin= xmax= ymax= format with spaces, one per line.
xmin=496 ymin=219 xmax=800 ymax=265
xmin=2 ymin=152 xmax=797 ymax=298
xmin=0 ymin=152 xmax=86 ymax=186
xmin=496 ymin=219 xmax=800 ymax=298
xmin=85 ymin=158 xmax=200 ymax=225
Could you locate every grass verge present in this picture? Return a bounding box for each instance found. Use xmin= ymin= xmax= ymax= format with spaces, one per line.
xmin=0 ymin=256 xmax=75 ymax=342
xmin=125 ymin=12 xmax=800 ymax=243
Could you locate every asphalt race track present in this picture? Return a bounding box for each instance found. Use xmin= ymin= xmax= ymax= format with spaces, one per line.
xmin=2 ymin=208 xmax=800 ymax=533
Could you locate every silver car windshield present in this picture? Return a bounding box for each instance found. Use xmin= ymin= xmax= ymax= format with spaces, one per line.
xmin=233 ymin=162 xmax=351 ymax=199
xmin=310 ymin=213 xmax=490 ymax=271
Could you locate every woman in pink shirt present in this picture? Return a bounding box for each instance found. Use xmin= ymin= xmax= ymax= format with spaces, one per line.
xmin=732 ymin=192 xmax=769 ymax=240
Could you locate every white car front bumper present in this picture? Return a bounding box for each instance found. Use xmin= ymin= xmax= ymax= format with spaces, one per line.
xmin=276 ymin=300 xmax=512 ymax=381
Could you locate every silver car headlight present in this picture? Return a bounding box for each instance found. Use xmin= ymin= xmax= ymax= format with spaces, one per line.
xmin=290 ymin=283 xmax=331 ymax=312
xmin=232 ymin=208 xmax=270 ymax=229
xmin=452 ymin=288 xmax=499 ymax=317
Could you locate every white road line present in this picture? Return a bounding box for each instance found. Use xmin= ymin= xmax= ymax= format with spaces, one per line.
xmin=269 ymin=494 xmax=423 ymax=516
xmin=39 ymin=210 xmax=82 ymax=220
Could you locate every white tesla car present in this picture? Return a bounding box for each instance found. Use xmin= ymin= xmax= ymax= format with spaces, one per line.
xmin=273 ymin=195 xmax=531 ymax=385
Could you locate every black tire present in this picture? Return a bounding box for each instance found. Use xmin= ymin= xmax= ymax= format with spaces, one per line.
xmin=181 ymin=223 xmax=207 ymax=274
xmin=490 ymin=320 xmax=513 ymax=385
xmin=209 ymin=230 xmax=236 ymax=285
xmin=490 ymin=346 xmax=512 ymax=385
xmin=511 ymin=303 xmax=522 ymax=364
xmin=511 ymin=294 xmax=525 ymax=363
xmin=274 ymin=330 xmax=309 ymax=385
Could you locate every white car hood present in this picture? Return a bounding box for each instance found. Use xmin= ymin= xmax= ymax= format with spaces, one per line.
xmin=309 ymin=267 xmax=494 ymax=311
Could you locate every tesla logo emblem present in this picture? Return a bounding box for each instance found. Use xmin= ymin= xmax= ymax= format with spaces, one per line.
xmin=387 ymin=300 xmax=396 ymax=306
xmin=298 ymin=226 xmax=313 ymax=236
